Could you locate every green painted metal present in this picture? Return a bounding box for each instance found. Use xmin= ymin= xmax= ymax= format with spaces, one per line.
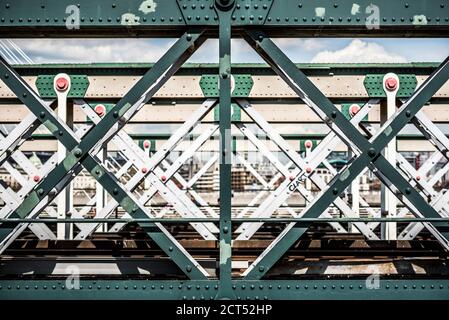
xmin=200 ymin=74 xmax=253 ymax=97
xmin=2 ymin=0 xmax=449 ymax=37
xmin=1 ymin=0 xmax=449 ymax=301
xmin=1 ymin=280 xmax=449 ymax=300
xmin=364 ymin=74 xmax=418 ymax=98
xmin=35 ymin=75 xmax=90 ymax=98
xmin=241 ymin=30 xmax=449 ymax=280
xmin=217 ymin=2 xmax=233 ymax=299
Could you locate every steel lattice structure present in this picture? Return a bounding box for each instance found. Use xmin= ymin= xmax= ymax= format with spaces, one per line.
xmin=0 ymin=0 xmax=449 ymax=300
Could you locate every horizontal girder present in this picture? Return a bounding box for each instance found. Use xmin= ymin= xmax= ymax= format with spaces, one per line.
xmin=1 ymin=0 xmax=449 ymax=38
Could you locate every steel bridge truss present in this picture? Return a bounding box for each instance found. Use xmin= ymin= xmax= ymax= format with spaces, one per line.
xmin=0 ymin=0 xmax=449 ymax=300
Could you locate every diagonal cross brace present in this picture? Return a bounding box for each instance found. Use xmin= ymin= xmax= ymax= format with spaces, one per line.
xmin=0 ymin=31 xmax=210 ymax=278
xmin=242 ymin=30 xmax=449 ymax=279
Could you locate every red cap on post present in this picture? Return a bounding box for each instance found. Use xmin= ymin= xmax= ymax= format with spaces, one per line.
xmin=305 ymin=140 xmax=313 ymax=149
xmin=349 ymin=104 xmax=361 ymax=117
xmin=143 ymin=140 xmax=151 ymax=149
xmin=94 ymin=104 xmax=106 ymax=117
xmin=55 ymin=77 xmax=69 ymax=92
xmin=33 ymin=175 xmax=40 ymax=182
xmin=161 ymin=175 xmax=167 ymax=182
xmin=385 ymin=77 xmax=398 ymax=91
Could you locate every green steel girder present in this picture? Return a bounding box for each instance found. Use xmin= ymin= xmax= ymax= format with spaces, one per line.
xmin=1 ymin=0 xmax=449 ymax=37
xmin=35 ymin=75 xmax=90 ymax=98
xmin=0 ymin=280 xmax=449 ymax=300
xmin=364 ymin=74 xmax=418 ymax=98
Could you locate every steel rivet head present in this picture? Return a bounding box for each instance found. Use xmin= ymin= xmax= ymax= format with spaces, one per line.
xmin=74 ymin=148 xmax=82 ymax=158
xmin=39 ymin=111 xmax=46 ymax=118
xmin=405 ymin=110 xmax=412 ymax=117
xmin=332 ymin=188 xmax=339 ymax=195
xmin=113 ymin=111 xmax=119 ymax=118
xmin=186 ymin=34 xmax=192 ymax=41
xmin=405 ymin=187 xmax=412 ymax=195
xmin=259 ymin=265 xmax=265 ymax=272
xmin=368 ymin=148 xmax=376 ymax=158
xmin=112 ymin=188 xmax=118 ymax=195
xmin=186 ymin=265 xmax=192 ymax=272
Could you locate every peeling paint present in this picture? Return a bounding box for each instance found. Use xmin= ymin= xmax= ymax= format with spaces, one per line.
xmin=351 ymin=3 xmax=360 ymax=15
xmin=139 ymin=0 xmax=158 ymax=14
xmin=315 ymin=7 xmax=326 ymax=18
xmin=121 ymin=13 xmax=141 ymax=26
xmin=413 ymin=15 xmax=428 ymax=25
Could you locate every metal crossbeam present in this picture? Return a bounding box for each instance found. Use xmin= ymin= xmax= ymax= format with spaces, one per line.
xmin=2 ymin=0 xmax=449 ymax=37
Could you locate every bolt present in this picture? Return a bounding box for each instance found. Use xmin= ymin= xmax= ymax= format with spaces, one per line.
xmin=305 ymin=140 xmax=313 ymax=149
xmin=94 ymin=104 xmax=106 ymax=116
xmin=55 ymin=77 xmax=69 ymax=92
xmin=74 ymin=148 xmax=83 ymax=158
xmin=349 ymin=104 xmax=361 ymax=116
xmin=385 ymin=77 xmax=398 ymax=91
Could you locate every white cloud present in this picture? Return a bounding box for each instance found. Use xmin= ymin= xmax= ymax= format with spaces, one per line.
xmin=274 ymin=38 xmax=326 ymax=52
xmin=13 ymin=39 xmax=174 ymax=63
xmin=311 ymin=39 xmax=407 ymax=63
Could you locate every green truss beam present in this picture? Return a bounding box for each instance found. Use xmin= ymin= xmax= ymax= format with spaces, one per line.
xmin=1 ymin=280 xmax=449 ymax=300
xmin=1 ymin=0 xmax=449 ymax=37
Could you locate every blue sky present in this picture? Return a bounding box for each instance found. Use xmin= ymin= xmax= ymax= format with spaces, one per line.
xmin=10 ymin=38 xmax=449 ymax=64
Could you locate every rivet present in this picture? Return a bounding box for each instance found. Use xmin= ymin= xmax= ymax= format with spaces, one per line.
xmin=186 ymin=265 xmax=192 ymax=272
xmin=74 ymin=148 xmax=83 ymax=158
xmin=368 ymin=148 xmax=376 ymax=158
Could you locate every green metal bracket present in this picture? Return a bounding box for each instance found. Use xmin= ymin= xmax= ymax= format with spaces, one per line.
xmin=200 ymin=74 xmax=254 ymax=97
xmin=364 ymin=74 xmax=417 ymax=98
xmin=341 ymin=103 xmax=368 ymax=121
xmin=35 ymin=75 xmax=89 ymax=98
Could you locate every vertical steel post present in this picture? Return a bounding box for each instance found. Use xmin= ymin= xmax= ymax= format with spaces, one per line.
xmin=54 ymin=73 xmax=73 ymax=239
xmin=381 ymin=73 xmax=399 ymax=240
xmin=216 ymin=0 xmax=234 ymax=298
